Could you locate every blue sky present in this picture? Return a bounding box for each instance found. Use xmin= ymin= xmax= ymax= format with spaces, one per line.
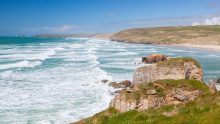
xmin=0 ymin=0 xmax=220 ymax=36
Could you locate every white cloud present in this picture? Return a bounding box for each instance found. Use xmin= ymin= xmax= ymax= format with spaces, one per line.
xmin=192 ymin=17 xmax=220 ymax=26
xmin=30 ymin=25 xmax=79 ymax=33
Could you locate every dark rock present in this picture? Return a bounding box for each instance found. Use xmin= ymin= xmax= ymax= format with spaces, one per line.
xmin=216 ymin=78 xmax=220 ymax=84
xmin=101 ymin=79 xmax=109 ymax=83
xmin=117 ymin=80 xmax=131 ymax=88
xmin=109 ymin=82 xmax=118 ymax=88
xmin=109 ymin=80 xmax=131 ymax=89
xmin=142 ymin=54 xmax=167 ymax=64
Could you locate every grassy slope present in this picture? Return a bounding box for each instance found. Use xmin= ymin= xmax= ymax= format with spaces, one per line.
xmin=156 ymin=57 xmax=201 ymax=68
xmin=73 ymin=80 xmax=220 ymax=124
xmin=110 ymin=25 xmax=220 ymax=45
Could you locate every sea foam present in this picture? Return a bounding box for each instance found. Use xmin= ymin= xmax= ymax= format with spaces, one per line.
xmin=0 ymin=60 xmax=42 ymax=70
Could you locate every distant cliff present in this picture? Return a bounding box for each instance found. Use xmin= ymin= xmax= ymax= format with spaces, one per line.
xmin=110 ymin=25 xmax=220 ymax=45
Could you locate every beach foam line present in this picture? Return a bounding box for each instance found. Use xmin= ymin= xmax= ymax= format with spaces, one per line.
xmin=0 ymin=60 xmax=42 ymax=70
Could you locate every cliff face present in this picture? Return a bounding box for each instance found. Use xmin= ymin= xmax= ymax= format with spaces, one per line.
xmin=133 ymin=58 xmax=202 ymax=83
xmin=109 ymin=79 xmax=208 ymax=112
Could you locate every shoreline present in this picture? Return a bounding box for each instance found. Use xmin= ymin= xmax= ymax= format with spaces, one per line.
xmin=171 ymin=44 xmax=220 ymax=52
xmin=93 ymin=36 xmax=220 ymax=52
xmin=109 ymin=40 xmax=220 ymax=52
xmin=90 ymin=34 xmax=220 ymax=52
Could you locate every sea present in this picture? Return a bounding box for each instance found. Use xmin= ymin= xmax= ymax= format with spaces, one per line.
xmin=0 ymin=37 xmax=220 ymax=124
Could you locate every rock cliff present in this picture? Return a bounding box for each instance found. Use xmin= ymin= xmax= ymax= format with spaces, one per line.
xmin=133 ymin=58 xmax=202 ymax=83
xmin=110 ymin=79 xmax=208 ymax=112
xmin=110 ymin=57 xmax=205 ymax=112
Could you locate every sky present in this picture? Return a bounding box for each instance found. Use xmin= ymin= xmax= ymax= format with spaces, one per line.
xmin=0 ymin=0 xmax=220 ymax=36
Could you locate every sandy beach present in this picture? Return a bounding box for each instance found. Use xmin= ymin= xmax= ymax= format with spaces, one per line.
xmin=171 ymin=44 xmax=220 ymax=51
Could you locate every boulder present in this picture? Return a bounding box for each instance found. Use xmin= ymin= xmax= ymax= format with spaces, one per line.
xmin=142 ymin=54 xmax=168 ymax=64
xmin=133 ymin=58 xmax=202 ymax=83
xmin=118 ymin=80 xmax=131 ymax=88
xmin=109 ymin=80 xmax=131 ymax=88
xmin=108 ymin=82 xmax=118 ymax=88
xmin=101 ymin=79 xmax=109 ymax=83
xmin=217 ymin=78 xmax=220 ymax=84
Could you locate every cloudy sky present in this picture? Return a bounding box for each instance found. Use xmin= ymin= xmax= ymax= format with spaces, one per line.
xmin=0 ymin=0 xmax=220 ymax=36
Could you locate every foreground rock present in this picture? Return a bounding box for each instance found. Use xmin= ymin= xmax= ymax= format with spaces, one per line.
xmin=74 ymin=89 xmax=220 ymax=124
xmin=142 ymin=54 xmax=168 ymax=64
xmin=133 ymin=57 xmax=202 ymax=83
xmin=110 ymin=79 xmax=208 ymax=112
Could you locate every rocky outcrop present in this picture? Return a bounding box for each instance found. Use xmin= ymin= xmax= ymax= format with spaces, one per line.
xmin=73 ymin=56 xmax=218 ymax=124
xmin=109 ymin=80 xmax=131 ymax=88
xmin=133 ymin=58 xmax=202 ymax=83
xmin=110 ymin=57 xmax=206 ymax=113
xmin=110 ymin=80 xmax=205 ymax=112
xmin=142 ymin=54 xmax=168 ymax=64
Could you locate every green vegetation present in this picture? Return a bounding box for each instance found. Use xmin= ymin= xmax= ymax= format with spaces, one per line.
xmin=156 ymin=57 xmax=201 ymax=68
xmin=73 ymin=79 xmax=217 ymax=124
xmin=74 ymin=92 xmax=220 ymax=124
xmin=111 ymin=25 xmax=220 ymax=45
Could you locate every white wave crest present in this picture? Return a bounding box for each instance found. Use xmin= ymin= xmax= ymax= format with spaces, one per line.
xmin=0 ymin=60 xmax=42 ymax=70
xmin=0 ymin=47 xmax=64 ymax=61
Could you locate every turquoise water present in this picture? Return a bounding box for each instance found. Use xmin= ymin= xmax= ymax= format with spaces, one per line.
xmin=0 ymin=37 xmax=220 ymax=123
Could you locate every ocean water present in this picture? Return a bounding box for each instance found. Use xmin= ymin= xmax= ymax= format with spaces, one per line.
xmin=0 ymin=37 xmax=220 ymax=124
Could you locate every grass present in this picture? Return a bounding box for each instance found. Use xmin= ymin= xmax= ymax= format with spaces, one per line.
xmin=156 ymin=57 xmax=201 ymax=68
xmin=74 ymin=92 xmax=220 ymax=124
xmin=73 ymin=79 xmax=216 ymax=124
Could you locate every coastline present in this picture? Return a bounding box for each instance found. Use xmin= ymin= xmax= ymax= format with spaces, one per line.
xmin=107 ymin=25 xmax=220 ymax=52
xmin=171 ymin=44 xmax=220 ymax=51
xmin=92 ymin=36 xmax=220 ymax=52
